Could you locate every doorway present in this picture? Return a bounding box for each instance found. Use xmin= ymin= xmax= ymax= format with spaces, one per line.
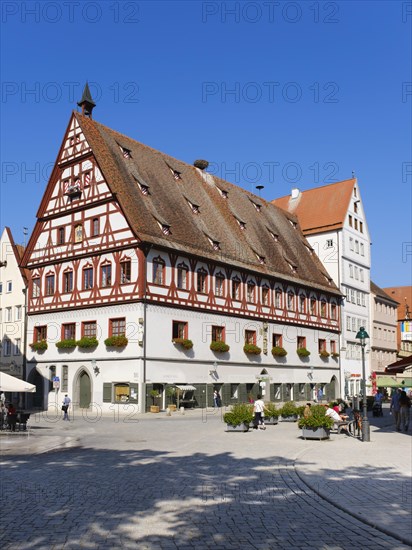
xmin=78 ymin=371 xmax=91 ymax=408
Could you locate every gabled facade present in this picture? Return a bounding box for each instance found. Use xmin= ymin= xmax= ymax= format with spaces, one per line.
xmin=22 ymin=100 xmax=343 ymax=413
xmin=382 ymin=286 xmax=412 ymax=357
xmin=273 ymin=180 xmax=371 ymax=398
xmin=369 ymin=282 xmax=398 ymax=373
xmin=0 ymin=227 xmax=28 ymax=378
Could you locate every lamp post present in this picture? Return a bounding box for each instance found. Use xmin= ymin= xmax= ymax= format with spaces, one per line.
xmin=355 ymin=326 xmax=370 ymax=442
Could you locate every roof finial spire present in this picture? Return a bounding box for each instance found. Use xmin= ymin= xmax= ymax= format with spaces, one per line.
xmin=352 ymin=170 xmax=356 ymax=179
xmin=77 ymin=82 xmax=96 ymax=118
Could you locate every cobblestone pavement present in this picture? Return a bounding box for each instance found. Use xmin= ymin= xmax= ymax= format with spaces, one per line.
xmin=0 ymin=406 xmax=411 ymax=550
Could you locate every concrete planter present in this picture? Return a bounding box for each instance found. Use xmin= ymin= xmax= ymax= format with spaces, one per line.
xmin=264 ymin=417 xmax=279 ymax=425
xmin=301 ymin=427 xmax=330 ymax=440
xmin=280 ymin=415 xmax=298 ymax=422
xmin=226 ymin=423 xmax=250 ymax=432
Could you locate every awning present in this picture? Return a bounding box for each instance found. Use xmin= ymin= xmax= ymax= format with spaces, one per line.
xmin=0 ymin=372 xmax=36 ymax=393
xmin=175 ymin=385 xmax=196 ymax=391
xmin=376 ymin=375 xmax=412 ymax=388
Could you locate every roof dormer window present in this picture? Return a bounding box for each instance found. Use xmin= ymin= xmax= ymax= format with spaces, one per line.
xmin=170 ymin=168 xmax=182 ymax=180
xmin=235 ymin=217 xmax=246 ymax=230
xmin=185 ymin=198 xmax=200 ymax=214
xmin=217 ymin=187 xmax=228 ymax=199
xmin=120 ymin=145 xmax=132 ymax=159
xmin=140 ymin=184 xmax=150 ymax=195
xmin=256 ymin=254 xmax=265 ymax=265
xmin=161 ymin=224 xmax=171 ymax=235
xmin=288 ymin=219 xmax=297 ymax=229
xmin=207 ymin=237 xmax=220 ymax=250
xmin=268 ymin=229 xmax=279 ymax=241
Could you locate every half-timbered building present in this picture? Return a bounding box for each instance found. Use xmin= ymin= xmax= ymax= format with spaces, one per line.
xmin=22 ymin=88 xmax=343 ymax=412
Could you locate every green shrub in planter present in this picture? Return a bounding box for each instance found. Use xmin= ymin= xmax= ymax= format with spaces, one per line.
xmin=56 ymin=339 xmax=77 ymax=349
xmin=296 ymin=405 xmax=306 ymax=417
xmin=172 ymin=338 xmax=193 ymax=350
xmin=280 ymin=401 xmax=298 ymax=417
xmin=243 ymin=343 xmax=261 ymax=355
xmin=30 ymin=340 xmax=48 ymax=351
xmin=297 ymin=347 xmax=310 ymax=357
xmin=332 ymin=352 xmax=340 ymax=358
xmin=264 ymin=402 xmax=279 ymax=419
xmin=210 ymin=341 xmax=230 ymax=353
xmin=104 ymin=335 xmax=128 ymax=347
xmin=298 ymin=404 xmax=334 ymax=430
xmin=76 ymin=337 xmax=99 ymax=348
xmin=223 ymin=403 xmax=254 ymax=427
xmin=271 ymin=346 xmax=287 ymax=357
xmin=319 ymin=350 xmax=330 ymax=358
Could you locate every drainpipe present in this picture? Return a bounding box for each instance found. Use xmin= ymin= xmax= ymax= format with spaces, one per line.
xmin=22 ymin=286 xmax=28 ymax=406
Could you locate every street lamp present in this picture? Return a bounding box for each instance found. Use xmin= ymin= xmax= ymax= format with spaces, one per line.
xmin=355 ymin=326 xmax=370 ymax=442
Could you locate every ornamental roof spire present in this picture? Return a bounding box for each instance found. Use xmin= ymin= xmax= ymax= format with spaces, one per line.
xmin=77 ymin=82 xmax=96 ymax=118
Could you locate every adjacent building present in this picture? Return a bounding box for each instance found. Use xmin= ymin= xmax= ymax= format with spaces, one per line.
xmin=0 ymin=227 xmax=28 ymax=378
xmin=273 ymin=180 xmax=371 ymax=398
xmin=21 ymin=91 xmax=343 ymax=412
xmin=382 ymin=286 xmax=412 ymax=358
xmin=369 ymin=282 xmax=398 ymax=376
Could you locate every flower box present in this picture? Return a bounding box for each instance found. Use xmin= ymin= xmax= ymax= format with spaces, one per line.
xmin=319 ymin=350 xmax=330 ymax=358
xmin=243 ymin=343 xmax=261 ymax=355
xmin=77 ymin=337 xmax=99 ymax=349
xmin=297 ymin=347 xmax=310 ymax=357
xmin=210 ymin=341 xmax=230 ymax=353
xmin=271 ymin=346 xmax=287 ymax=357
xmin=172 ymin=338 xmax=193 ymax=350
xmin=30 ymin=340 xmax=48 ymax=351
xmin=104 ymin=335 xmax=128 ymax=347
xmin=56 ymin=339 xmax=77 ymax=350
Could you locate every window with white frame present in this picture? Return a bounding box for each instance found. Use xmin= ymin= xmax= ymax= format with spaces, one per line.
xmin=215 ymin=273 xmax=225 ymax=297
xmin=3 ymin=339 xmax=11 ymax=356
xmin=349 ymin=237 xmax=354 ymax=251
xmin=275 ymin=289 xmax=282 ymax=308
xmin=153 ymin=258 xmax=165 ymax=285
xmin=14 ymin=338 xmax=21 ymax=355
xmin=349 ymin=264 xmax=353 ymax=278
xmin=360 ymin=243 xmax=364 ymax=256
xmin=15 ymin=306 xmax=22 ymax=321
xmin=6 ymin=281 xmax=12 ymax=292
xmin=197 ymin=269 xmax=207 ymax=293
xmin=6 ymin=307 xmax=12 ymax=322
xmin=346 ymin=316 xmax=351 ymax=331
xmin=360 ymin=269 xmax=364 ymax=282
xmin=231 ymin=278 xmax=240 ymax=300
xmin=326 ymin=239 xmax=333 ymax=248
xmin=247 ymin=281 xmax=255 ymax=303
xmin=177 ymin=263 xmax=188 ymax=290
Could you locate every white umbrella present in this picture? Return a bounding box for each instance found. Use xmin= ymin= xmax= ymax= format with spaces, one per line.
xmin=0 ymin=372 xmax=36 ymax=393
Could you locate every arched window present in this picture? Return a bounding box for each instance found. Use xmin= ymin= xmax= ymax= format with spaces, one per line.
xmin=177 ymin=262 xmax=189 ymax=290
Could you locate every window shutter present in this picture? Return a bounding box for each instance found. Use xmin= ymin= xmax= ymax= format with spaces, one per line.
xmin=103 ymin=383 xmax=112 ymax=403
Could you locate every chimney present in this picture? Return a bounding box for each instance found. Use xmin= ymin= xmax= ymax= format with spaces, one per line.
xmin=291 ymin=188 xmax=301 ymax=200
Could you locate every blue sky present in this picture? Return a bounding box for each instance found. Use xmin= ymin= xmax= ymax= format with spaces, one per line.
xmin=1 ymin=0 xmax=411 ymax=287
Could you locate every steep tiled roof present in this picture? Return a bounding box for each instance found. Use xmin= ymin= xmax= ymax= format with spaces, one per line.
xmin=383 ymin=286 xmax=412 ymax=320
xmin=272 ymin=179 xmax=356 ymax=235
xmin=4 ymin=227 xmax=29 ymax=284
xmin=370 ymin=281 xmax=399 ymax=305
xmin=74 ymin=113 xmax=340 ymax=295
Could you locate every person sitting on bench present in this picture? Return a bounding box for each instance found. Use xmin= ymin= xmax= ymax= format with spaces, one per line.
xmin=324 ymin=405 xmax=350 ymax=434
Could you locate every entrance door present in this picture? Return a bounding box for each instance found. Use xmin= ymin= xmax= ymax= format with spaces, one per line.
xmin=79 ymin=371 xmax=91 ymax=408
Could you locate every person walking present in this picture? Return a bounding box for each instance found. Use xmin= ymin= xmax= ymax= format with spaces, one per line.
xmin=253 ymin=394 xmax=268 ymax=430
xmin=62 ymin=394 xmax=71 ymax=421
xmin=390 ymin=388 xmax=402 ymax=431
xmin=213 ymin=390 xmax=221 ymax=408
xmin=399 ymin=390 xmax=411 ymax=432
